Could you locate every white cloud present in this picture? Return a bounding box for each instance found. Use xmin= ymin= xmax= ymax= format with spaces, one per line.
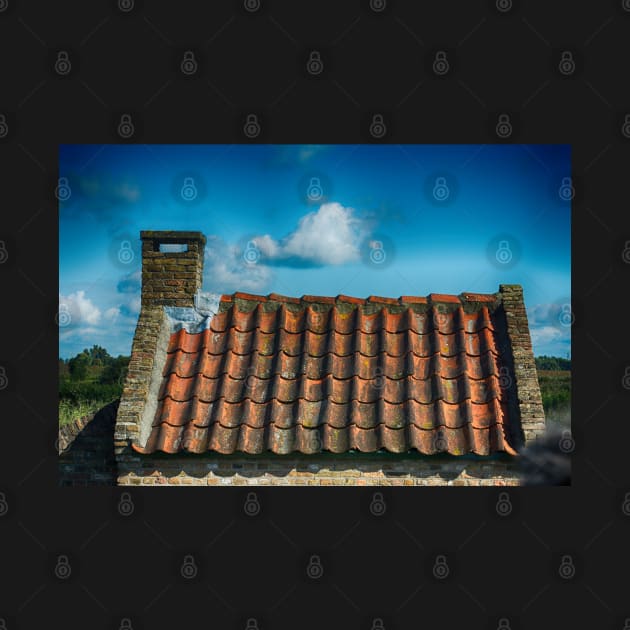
xmin=104 ymin=307 xmax=120 ymax=322
xmin=204 ymin=235 xmax=273 ymax=294
xmin=59 ymin=290 xmax=102 ymax=326
xmin=530 ymin=325 xmax=566 ymax=346
xmin=252 ymin=202 xmax=371 ymax=266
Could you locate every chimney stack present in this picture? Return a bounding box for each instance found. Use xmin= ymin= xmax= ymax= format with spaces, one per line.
xmin=140 ymin=231 xmax=206 ymax=308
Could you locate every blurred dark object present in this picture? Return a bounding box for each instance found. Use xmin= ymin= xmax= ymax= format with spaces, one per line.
xmin=518 ymin=429 xmax=572 ymax=486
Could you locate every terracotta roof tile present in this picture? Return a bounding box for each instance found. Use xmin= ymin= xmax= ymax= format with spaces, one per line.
xmin=134 ymin=290 xmax=522 ymax=456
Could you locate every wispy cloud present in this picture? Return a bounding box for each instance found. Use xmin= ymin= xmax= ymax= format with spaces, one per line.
xmin=117 ymin=269 xmax=141 ymax=294
xmin=203 ymin=235 xmax=273 ymax=294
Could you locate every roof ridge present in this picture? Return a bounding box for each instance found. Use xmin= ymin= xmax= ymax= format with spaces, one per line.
xmin=222 ymin=290 xmax=499 ymax=305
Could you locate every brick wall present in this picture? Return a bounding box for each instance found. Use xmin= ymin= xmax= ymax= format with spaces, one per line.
xmin=58 ymin=400 xmax=119 ymax=486
xmin=117 ymin=454 xmax=522 ymax=486
xmin=498 ymin=284 xmax=546 ymax=446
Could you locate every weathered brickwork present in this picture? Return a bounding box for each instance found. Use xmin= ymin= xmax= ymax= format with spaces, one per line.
xmin=114 ymin=231 xmax=206 ymax=457
xmin=498 ymin=284 xmax=546 ymax=446
xmin=117 ymin=455 xmax=522 ymax=486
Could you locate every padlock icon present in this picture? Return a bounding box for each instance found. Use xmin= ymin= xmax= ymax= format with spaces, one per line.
xmin=622 ymin=367 xmax=630 ymax=390
xmin=495 ymin=491 xmax=512 ymax=516
xmin=0 ymin=618 xmax=6 ymax=630
xmin=307 ymin=177 xmax=323 ymax=201
xmin=558 ymin=430 xmax=574 ymax=453
xmin=54 ymin=554 xmax=72 ymax=579
xmin=622 ymin=241 xmax=630 ymax=264
xmin=118 ymin=240 xmax=135 ymax=264
xmin=56 ymin=303 xmax=72 ymax=327
xmin=181 ymin=50 xmax=198 ymax=75
xmin=243 ymin=113 xmax=261 ymax=138
xmin=243 ymin=0 xmax=261 ymax=11
xmin=495 ymin=0 xmax=512 ymax=12
xmin=432 ymin=50 xmax=449 ymax=75
xmin=497 ymin=618 xmax=511 ymax=630
xmin=181 ymin=554 xmax=197 ymax=579
xmin=0 ymin=113 xmax=7 ymax=138
xmin=0 ymin=491 xmax=8 ymax=516
xmin=369 ymin=114 xmax=386 ymax=138
xmin=495 ymin=240 xmax=512 ymax=264
xmin=372 ymin=366 xmax=385 ymax=391
xmin=624 ymin=619 xmax=630 ymax=630
xmin=558 ymin=303 xmax=573 ymax=327
xmin=54 ymin=50 xmax=71 ymax=76
xmin=245 ymin=619 xmax=258 ymax=630
xmin=558 ymin=176 xmax=574 ymax=201
xmin=244 ymin=492 xmax=260 ymax=516
xmin=55 ymin=176 xmax=72 ymax=202
xmin=371 ymin=618 xmax=385 ymax=630
xmin=558 ymin=554 xmax=575 ymax=579
xmin=0 ymin=240 xmax=8 ymax=264
xmin=621 ymin=114 xmax=630 ymax=139
xmin=432 ymin=555 xmax=449 ymax=579
xmin=118 ymin=0 xmax=134 ymax=11
xmin=243 ymin=241 xmax=260 ymax=264
xmin=369 ymin=240 xmax=385 ymax=264
xmin=433 ymin=303 xmax=449 ymax=329
xmin=307 ymin=50 xmax=323 ymax=75
xmin=118 ymin=492 xmax=134 ymax=516
xmin=119 ymin=618 xmax=133 ymax=630
xmin=306 ymin=554 xmax=323 ymax=579
xmin=118 ymin=113 xmax=134 ymax=138
xmin=498 ymin=366 xmax=512 ymax=390
xmin=180 ymin=176 xmax=198 ymax=201
xmin=621 ymin=492 xmax=630 ymax=516
xmin=434 ymin=432 xmax=447 ymax=452
xmin=558 ymin=50 xmax=575 ymax=76
xmin=495 ymin=113 xmax=512 ymax=138
xmin=370 ymin=492 xmax=386 ymax=517
xmin=432 ymin=176 xmax=450 ymax=201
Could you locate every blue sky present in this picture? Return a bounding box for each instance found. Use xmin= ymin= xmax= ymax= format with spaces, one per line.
xmin=59 ymin=144 xmax=571 ymax=359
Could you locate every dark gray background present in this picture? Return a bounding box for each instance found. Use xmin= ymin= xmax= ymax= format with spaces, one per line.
xmin=0 ymin=1 xmax=629 ymax=628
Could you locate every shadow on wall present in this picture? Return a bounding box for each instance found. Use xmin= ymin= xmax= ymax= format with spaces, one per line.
xmin=58 ymin=399 xmax=119 ymax=486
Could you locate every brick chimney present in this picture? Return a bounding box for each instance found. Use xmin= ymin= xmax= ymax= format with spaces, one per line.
xmin=140 ymin=230 xmax=206 ymax=307
xmin=115 ymin=229 xmax=207 ymax=459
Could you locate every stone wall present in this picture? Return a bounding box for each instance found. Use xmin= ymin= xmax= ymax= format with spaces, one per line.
xmin=498 ymin=284 xmax=546 ymax=446
xmin=117 ymin=454 xmax=521 ymax=486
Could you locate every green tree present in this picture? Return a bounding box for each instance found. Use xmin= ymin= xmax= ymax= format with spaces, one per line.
xmin=100 ymin=355 xmax=130 ymax=385
xmin=68 ymin=352 xmax=90 ymax=380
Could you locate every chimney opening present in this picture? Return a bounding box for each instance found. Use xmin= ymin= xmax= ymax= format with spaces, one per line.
xmin=159 ymin=243 xmax=188 ymax=253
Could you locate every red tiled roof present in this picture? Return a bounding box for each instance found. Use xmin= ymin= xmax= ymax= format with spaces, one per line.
xmin=134 ymin=292 xmax=520 ymax=456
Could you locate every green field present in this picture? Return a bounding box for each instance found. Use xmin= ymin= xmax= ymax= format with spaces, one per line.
xmin=59 ymin=346 xmax=129 ymax=427
xmin=536 ymin=369 xmax=571 ymax=430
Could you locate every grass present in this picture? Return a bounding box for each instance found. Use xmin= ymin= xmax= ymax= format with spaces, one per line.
xmin=537 ymin=369 xmax=571 ymax=430
xmin=59 ymin=397 xmax=115 ymax=427
xmin=58 ymin=380 xmax=123 ymax=427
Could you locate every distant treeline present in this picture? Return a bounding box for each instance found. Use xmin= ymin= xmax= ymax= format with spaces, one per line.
xmin=59 ymin=345 xmax=130 ymax=403
xmin=535 ymin=355 xmax=571 ymax=371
